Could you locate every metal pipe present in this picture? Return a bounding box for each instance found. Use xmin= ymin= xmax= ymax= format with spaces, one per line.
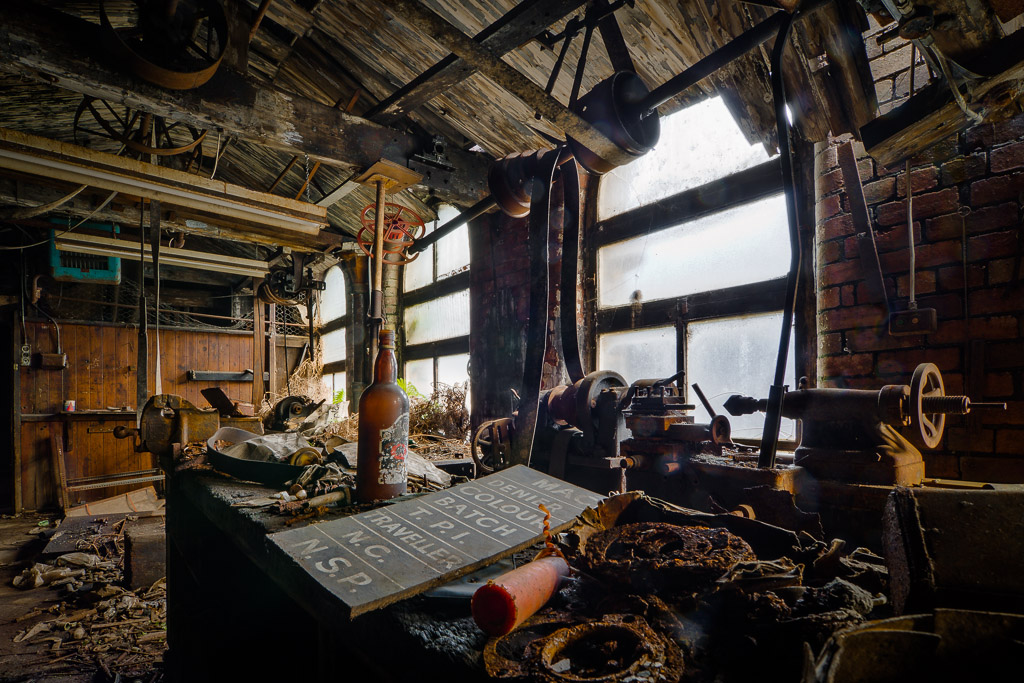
xmin=373 ymin=179 xmax=386 ymax=295
xmin=691 ymin=383 xmax=717 ymax=417
xmin=757 ymin=8 xmax=802 ymax=470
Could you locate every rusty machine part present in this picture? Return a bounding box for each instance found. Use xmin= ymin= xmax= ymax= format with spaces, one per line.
xmin=288 ymin=447 xmax=324 ymax=467
xmin=722 ymin=363 xmax=980 ymax=486
xmin=73 ymin=96 xmax=207 ymax=166
xmin=472 ymin=417 xmax=515 ymax=476
xmin=115 ymin=393 xmax=263 ymax=463
xmin=484 ymin=612 xmax=684 ymax=683
xmin=356 ymin=202 xmax=426 ymax=265
xmin=580 ymin=522 xmax=756 ymax=593
xmin=269 ymin=395 xmax=325 ymax=432
xmin=100 ymin=0 xmax=228 ymax=90
xmin=258 ymin=262 xmax=325 ymax=306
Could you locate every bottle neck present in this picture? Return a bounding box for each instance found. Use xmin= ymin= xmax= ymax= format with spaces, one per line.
xmin=373 ymin=346 xmax=398 ymax=384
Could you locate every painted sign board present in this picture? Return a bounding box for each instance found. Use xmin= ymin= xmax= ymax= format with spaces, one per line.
xmin=267 ymin=465 xmax=604 ymax=618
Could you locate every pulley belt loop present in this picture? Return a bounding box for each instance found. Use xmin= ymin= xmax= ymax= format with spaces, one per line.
xmin=559 ymin=160 xmax=586 ymax=384
xmin=510 ymin=150 xmax=562 ymax=467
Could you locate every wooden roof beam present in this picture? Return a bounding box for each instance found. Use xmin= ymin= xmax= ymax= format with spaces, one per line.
xmin=384 ymin=0 xmax=630 ymax=169
xmin=364 ymin=0 xmax=589 ymax=125
xmin=0 ymin=1 xmax=489 ymax=204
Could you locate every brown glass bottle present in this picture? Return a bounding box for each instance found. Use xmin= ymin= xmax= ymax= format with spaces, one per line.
xmin=356 ymin=328 xmax=410 ymax=502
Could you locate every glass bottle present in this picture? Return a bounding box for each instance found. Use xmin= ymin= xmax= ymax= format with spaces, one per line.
xmin=356 ymin=328 xmax=410 ymax=502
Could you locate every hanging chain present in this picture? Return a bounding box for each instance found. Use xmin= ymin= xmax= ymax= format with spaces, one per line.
xmin=303 ymin=153 xmax=311 ymax=203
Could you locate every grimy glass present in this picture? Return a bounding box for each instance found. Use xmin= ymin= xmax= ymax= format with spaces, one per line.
xmin=356 ymin=328 xmax=410 ymax=502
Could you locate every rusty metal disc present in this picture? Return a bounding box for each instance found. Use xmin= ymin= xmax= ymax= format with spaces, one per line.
xmin=581 ymin=522 xmax=756 ymax=592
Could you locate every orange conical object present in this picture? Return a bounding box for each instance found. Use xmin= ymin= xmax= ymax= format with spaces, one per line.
xmin=471 ymin=555 xmax=570 ymax=636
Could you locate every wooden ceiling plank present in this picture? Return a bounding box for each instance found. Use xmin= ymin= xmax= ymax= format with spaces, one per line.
xmin=364 ymin=0 xmax=589 ymax=125
xmin=0 ymin=1 xmax=489 ymax=203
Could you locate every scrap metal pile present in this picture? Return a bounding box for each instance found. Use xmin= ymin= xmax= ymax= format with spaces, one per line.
xmin=482 ymin=492 xmax=888 ymax=683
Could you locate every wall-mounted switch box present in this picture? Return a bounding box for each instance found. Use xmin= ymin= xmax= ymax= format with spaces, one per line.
xmin=36 ymin=352 xmax=68 ymax=370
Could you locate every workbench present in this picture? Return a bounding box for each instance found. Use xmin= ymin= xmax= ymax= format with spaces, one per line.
xmin=165 ymin=467 xmax=603 ymax=682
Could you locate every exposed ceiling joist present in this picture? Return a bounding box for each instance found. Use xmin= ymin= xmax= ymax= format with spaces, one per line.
xmin=0 ymin=1 xmax=490 ymax=203
xmin=384 ymin=0 xmax=631 ymax=168
xmin=364 ymin=0 xmax=589 ymax=125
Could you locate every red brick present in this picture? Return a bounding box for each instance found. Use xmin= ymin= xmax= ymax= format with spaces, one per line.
xmin=846 ymin=326 xmax=922 ymax=352
xmin=969 ymin=230 xmax=1019 ymax=262
xmin=819 ymin=303 xmax=887 ymax=331
xmin=992 ymin=116 xmax=1024 ymax=145
xmin=819 ymin=260 xmax=863 ymax=287
xmin=821 ymin=213 xmax=854 ymax=239
xmin=942 ymin=372 xmax=965 ymax=395
xmin=969 ymin=289 xmax=1024 ymax=316
xmin=875 ymin=188 xmax=959 ymax=226
xmin=817 ymin=144 xmax=838 ymax=174
xmin=946 ymin=428 xmax=995 ymax=453
xmin=939 ymin=152 xmax=987 ymax=186
xmin=862 ymin=177 xmax=895 ymax=204
xmin=896 ymin=270 xmax=936 ymax=298
xmin=1001 ymin=401 xmax=1024 ymax=425
xmin=988 ymin=258 xmax=1019 ymax=285
xmin=895 ymin=166 xmax=939 ymax=198
xmin=985 ymin=341 xmax=1024 ymax=369
xmin=871 ymin=43 xmax=912 ymax=80
xmin=985 ymin=372 xmax=1015 ymax=397
xmin=995 ymin=431 xmax=1024 ymax=456
xmin=878 ymin=239 xmax=961 ymax=272
xmin=971 ymin=315 xmax=1021 ymax=339
xmin=819 ymin=240 xmax=842 ymax=264
xmin=819 ymin=286 xmax=841 ymax=310
xmin=961 ymin=455 xmax=1024 ymax=481
xmin=818 ymin=332 xmax=842 ymax=356
xmin=923 ymin=452 xmax=960 ymax=479
xmin=914 ymin=292 xmax=964 ymax=319
xmin=936 ymin=264 xmax=985 ymax=291
xmin=821 ymin=352 xmax=875 ymax=378
xmin=818 ymin=167 xmax=845 ymax=196
xmin=929 ymin=319 xmax=965 ymax=345
xmin=871 ymin=223 xmax=921 ymax=252
xmin=923 ymin=213 xmax=963 ymax=242
xmin=910 ymin=137 xmax=959 ymax=165
xmin=841 ymin=284 xmax=857 ymax=307
xmin=893 ymin=63 xmax=931 ymax=100
xmin=817 ymin=194 xmax=842 ymax=222
xmin=965 ymin=124 xmax=994 ymax=152
xmin=876 ymin=346 xmax=960 ymax=377
xmin=970 ymin=173 xmax=1024 ymax=205
xmin=855 ymin=280 xmax=891 ymax=306
xmin=857 ymin=157 xmax=875 ymax=181
xmin=991 ymin=141 xmax=1024 ymax=173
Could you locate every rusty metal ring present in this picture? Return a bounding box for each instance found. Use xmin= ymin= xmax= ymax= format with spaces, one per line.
xmin=581 ymin=522 xmax=755 ymax=592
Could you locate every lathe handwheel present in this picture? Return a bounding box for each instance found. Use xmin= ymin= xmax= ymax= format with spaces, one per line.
xmin=909 ymin=363 xmax=945 ymax=449
xmin=472 ymin=418 xmax=514 ymax=476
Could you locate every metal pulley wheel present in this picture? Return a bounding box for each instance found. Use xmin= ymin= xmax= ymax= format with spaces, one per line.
xmin=471 ymin=418 xmax=515 ymax=476
xmin=357 ymin=202 xmax=426 ymax=265
xmin=73 ymin=96 xmax=207 ymax=168
xmin=709 ymin=414 xmax=732 ymax=446
xmin=575 ymin=371 xmax=626 ymax=442
xmin=566 ymin=71 xmax=661 ymax=175
xmin=258 ymin=268 xmax=306 ymax=306
xmin=100 ymin=0 xmax=229 ymax=90
xmin=908 ymin=363 xmax=947 ymax=449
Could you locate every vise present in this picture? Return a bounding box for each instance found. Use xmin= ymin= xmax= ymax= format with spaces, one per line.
xmin=723 ymin=363 xmax=973 ymax=486
xmin=115 ymin=394 xmax=263 ymax=466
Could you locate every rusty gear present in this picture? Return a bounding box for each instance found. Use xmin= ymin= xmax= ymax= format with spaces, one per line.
xmin=581 ymin=523 xmax=756 ymax=592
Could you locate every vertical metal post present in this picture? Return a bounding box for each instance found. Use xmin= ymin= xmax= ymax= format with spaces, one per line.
xmin=369 ymin=179 xmax=386 ymax=362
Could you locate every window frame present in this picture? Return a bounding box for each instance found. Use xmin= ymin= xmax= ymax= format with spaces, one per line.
xmin=585 ymin=156 xmax=800 ymax=432
xmin=320 ymin=265 xmax=352 ymax=381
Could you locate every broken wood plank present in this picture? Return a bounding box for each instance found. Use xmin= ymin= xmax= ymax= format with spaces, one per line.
xmin=0 ymin=1 xmax=489 ymax=203
xmin=267 ymin=465 xmax=603 ymax=618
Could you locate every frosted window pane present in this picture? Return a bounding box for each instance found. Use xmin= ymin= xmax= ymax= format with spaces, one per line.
xmin=405 ymin=218 xmax=434 ymax=292
xmin=321 ymin=267 xmax=346 ymax=321
xmin=598 ymin=194 xmax=789 ymax=308
xmin=322 ymin=328 xmax=346 ymax=364
xmin=437 ymin=353 xmax=469 ymax=388
xmin=404 ymin=289 xmax=470 ymax=345
xmin=598 ymin=326 xmax=677 ymax=386
xmin=687 ymin=312 xmax=796 ymax=440
xmin=404 ymin=359 xmax=434 ymax=397
xmin=598 ymin=97 xmax=771 ymax=220
xmin=435 ymin=205 xmax=470 ymax=280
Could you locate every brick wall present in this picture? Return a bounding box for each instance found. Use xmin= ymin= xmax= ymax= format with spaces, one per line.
xmin=815 ymin=97 xmax=1024 ymax=480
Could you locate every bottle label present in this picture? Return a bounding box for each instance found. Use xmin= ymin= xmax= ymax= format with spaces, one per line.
xmin=378 ymin=412 xmax=409 ymax=485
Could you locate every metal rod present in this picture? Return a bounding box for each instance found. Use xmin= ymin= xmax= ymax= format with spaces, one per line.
xmin=757 ymin=9 xmax=802 ymax=470
xmin=373 ymin=179 xmax=386 ymax=294
xmin=691 ymin=383 xmax=717 ymax=417
xmin=408 ymin=195 xmax=497 ymax=255
xmin=249 ymin=0 xmax=275 ymax=42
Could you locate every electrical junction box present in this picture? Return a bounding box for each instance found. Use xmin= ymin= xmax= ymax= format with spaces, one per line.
xmin=49 ymin=219 xmax=121 ymax=285
xmin=36 ymin=352 xmax=67 ymax=370
xmin=889 ymin=307 xmax=937 ymax=336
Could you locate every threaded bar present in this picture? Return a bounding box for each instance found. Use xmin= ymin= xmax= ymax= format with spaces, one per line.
xmin=921 ymin=395 xmax=970 ymax=414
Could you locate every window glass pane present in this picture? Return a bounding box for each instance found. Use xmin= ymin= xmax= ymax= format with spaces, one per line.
xmin=686 ymin=312 xmax=796 ymax=441
xmin=404 ymin=289 xmax=470 ymax=345
xmin=598 ymin=194 xmax=789 ymax=308
xmin=598 ymin=97 xmax=771 ymax=220
xmin=437 ymin=353 xmax=469 ymax=388
xmin=321 ymin=266 xmax=346 ymax=321
xmin=435 ymin=205 xmax=470 ymax=280
xmin=404 ymin=359 xmax=434 ymax=397
xmin=404 ymin=221 xmax=434 ymax=292
xmin=598 ymin=326 xmax=676 ymax=386
xmin=322 ymin=328 xmax=346 ymax=364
